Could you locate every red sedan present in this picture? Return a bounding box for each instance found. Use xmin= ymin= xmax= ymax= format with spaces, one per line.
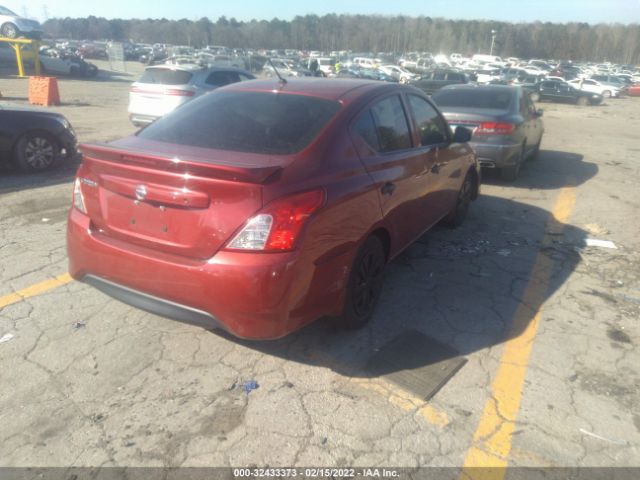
xmin=67 ymin=79 xmax=480 ymax=339
xmin=627 ymin=84 xmax=640 ymax=97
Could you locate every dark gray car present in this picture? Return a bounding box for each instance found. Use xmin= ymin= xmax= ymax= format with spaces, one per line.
xmin=431 ymin=84 xmax=544 ymax=181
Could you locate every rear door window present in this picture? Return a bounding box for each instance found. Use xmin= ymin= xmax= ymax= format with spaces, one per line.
xmin=138 ymin=68 xmax=193 ymax=85
xmin=369 ymin=95 xmax=412 ymax=153
xmin=407 ymin=95 xmax=448 ymax=146
xmin=205 ymin=71 xmax=245 ymax=87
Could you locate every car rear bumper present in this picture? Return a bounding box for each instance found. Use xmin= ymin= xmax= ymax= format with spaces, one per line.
xmin=469 ymin=141 xmax=521 ymax=169
xmin=67 ymin=208 xmax=347 ymax=339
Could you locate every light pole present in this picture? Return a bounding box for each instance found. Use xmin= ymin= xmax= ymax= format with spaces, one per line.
xmin=490 ymin=29 xmax=497 ymax=56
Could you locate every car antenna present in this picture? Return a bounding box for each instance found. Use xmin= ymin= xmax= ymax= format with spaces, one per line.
xmin=268 ymin=58 xmax=287 ymax=85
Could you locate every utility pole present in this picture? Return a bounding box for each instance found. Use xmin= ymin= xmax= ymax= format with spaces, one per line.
xmin=490 ymin=29 xmax=497 ymax=56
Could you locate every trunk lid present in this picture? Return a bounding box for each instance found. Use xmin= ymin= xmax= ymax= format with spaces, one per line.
xmin=78 ymin=138 xmax=285 ymax=260
xmin=441 ymin=108 xmax=512 ymax=134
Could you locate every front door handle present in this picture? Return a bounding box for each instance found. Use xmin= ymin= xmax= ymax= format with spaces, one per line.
xmin=381 ymin=182 xmax=396 ymax=195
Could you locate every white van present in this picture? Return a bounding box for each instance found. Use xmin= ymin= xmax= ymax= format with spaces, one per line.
xmin=352 ymin=57 xmax=378 ymax=68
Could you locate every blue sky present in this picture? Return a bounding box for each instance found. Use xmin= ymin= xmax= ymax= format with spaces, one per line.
xmin=15 ymin=0 xmax=640 ymax=24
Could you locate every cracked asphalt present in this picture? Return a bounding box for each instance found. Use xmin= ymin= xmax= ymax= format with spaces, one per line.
xmin=0 ymin=63 xmax=639 ymax=470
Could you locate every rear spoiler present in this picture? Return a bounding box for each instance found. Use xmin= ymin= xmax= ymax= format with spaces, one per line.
xmin=79 ymin=143 xmax=282 ymax=184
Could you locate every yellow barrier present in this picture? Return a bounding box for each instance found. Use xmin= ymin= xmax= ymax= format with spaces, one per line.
xmin=0 ymin=37 xmax=41 ymax=77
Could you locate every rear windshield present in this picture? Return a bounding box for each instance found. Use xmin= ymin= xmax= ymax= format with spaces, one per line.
xmin=138 ymin=68 xmax=193 ymax=85
xmin=138 ymin=91 xmax=341 ymax=155
xmin=432 ymin=89 xmax=514 ymax=110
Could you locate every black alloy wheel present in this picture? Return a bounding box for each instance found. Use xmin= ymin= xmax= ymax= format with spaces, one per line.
xmin=14 ymin=132 xmax=60 ymax=172
xmin=341 ymin=236 xmax=386 ymax=329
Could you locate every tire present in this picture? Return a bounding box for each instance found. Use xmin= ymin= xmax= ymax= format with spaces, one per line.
xmin=529 ymin=138 xmax=542 ymax=161
xmin=1 ymin=22 xmax=19 ymax=38
xmin=530 ymin=92 xmax=540 ymax=102
xmin=340 ymin=236 xmax=386 ymax=330
xmin=576 ymin=96 xmax=589 ymax=106
xmin=13 ymin=132 xmax=60 ymax=172
xmin=602 ymin=90 xmax=611 ymax=98
xmin=443 ymin=172 xmax=475 ymax=228
xmin=500 ymin=146 xmax=524 ymax=182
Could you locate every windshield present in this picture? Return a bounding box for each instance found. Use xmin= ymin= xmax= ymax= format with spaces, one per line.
xmin=138 ymin=91 xmax=341 ymax=155
xmin=0 ymin=6 xmax=17 ymax=15
xmin=432 ymin=88 xmax=514 ymax=110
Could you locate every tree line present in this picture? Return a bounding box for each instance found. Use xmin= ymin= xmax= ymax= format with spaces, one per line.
xmin=43 ymin=15 xmax=640 ymax=64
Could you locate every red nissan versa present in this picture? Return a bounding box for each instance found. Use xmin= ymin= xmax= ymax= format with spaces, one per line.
xmin=67 ymin=78 xmax=480 ymax=339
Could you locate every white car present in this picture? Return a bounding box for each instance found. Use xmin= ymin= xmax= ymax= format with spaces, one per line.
xmin=377 ymin=65 xmax=416 ymax=83
xmin=0 ymin=5 xmax=42 ymax=39
xmin=128 ymin=64 xmax=255 ymax=126
xmin=568 ymin=78 xmax=620 ymax=98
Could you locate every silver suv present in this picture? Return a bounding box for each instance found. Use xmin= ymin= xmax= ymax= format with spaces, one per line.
xmin=0 ymin=5 xmax=42 ymax=39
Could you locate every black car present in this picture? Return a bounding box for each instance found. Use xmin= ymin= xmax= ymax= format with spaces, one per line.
xmin=0 ymin=105 xmax=77 ymax=171
xmin=409 ymin=69 xmax=470 ymax=95
xmin=522 ymin=80 xmax=603 ymax=105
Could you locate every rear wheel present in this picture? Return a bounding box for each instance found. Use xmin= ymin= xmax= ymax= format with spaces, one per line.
xmin=13 ymin=132 xmax=60 ymax=172
xmin=1 ymin=23 xmax=18 ymax=39
xmin=500 ymin=146 xmax=524 ymax=181
xmin=529 ymin=138 xmax=542 ymax=161
xmin=340 ymin=236 xmax=386 ymax=330
xmin=576 ymin=96 xmax=589 ymax=106
xmin=443 ymin=172 xmax=475 ymax=228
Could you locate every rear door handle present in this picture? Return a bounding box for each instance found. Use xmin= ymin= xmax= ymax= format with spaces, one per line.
xmin=381 ymin=182 xmax=396 ymax=195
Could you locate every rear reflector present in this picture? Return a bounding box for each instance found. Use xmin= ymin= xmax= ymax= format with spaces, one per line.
xmin=226 ymin=189 xmax=325 ymax=252
xmin=475 ymin=122 xmax=516 ymax=135
xmin=73 ymin=177 xmax=87 ymax=214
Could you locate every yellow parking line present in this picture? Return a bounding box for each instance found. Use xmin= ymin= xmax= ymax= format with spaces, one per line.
xmin=0 ymin=273 xmax=72 ymax=310
xmin=460 ymin=185 xmax=577 ymax=480
xmin=352 ymin=377 xmax=450 ymax=427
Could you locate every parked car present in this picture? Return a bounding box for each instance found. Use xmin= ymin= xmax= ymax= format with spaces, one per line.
xmin=377 ymin=64 xmax=417 ymax=83
xmin=567 ymin=78 xmax=621 ymax=98
xmin=0 ymin=103 xmax=76 ymax=171
xmin=0 ymin=5 xmax=42 ymax=39
xmin=410 ymin=69 xmax=470 ymax=95
xmin=39 ymin=47 xmax=99 ymax=77
xmin=432 ymin=84 xmax=544 ymax=181
xmin=128 ymin=64 xmax=255 ymax=126
xmin=627 ymin=84 xmax=640 ymax=97
xmin=68 ymin=79 xmax=480 ymax=339
xmin=524 ymin=80 xmax=603 ymax=105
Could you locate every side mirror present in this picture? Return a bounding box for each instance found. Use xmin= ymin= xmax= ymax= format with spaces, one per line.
xmin=536 ymin=108 xmax=544 ymax=117
xmin=452 ymin=125 xmax=472 ymax=143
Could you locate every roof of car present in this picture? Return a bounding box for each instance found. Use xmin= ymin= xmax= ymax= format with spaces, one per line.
xmin=220 ymin=78 xmax=401 ymax=102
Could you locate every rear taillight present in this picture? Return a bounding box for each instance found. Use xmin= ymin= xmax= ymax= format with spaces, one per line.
xmin=475 ymin=122 xmax=516 ymax=135
xmin=225 ymin=189 xmax=325 ymax=252
xmin=164 ymin=89 xmax=195 ymax=97
xmin=73 ymin=178 xmax=87 ymax=214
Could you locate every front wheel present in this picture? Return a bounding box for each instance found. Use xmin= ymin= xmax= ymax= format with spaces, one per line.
xmin=340 ymin=236 xmax=386 ymax=330
xmin=13 ymin=132 xmax=60 ymax=172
